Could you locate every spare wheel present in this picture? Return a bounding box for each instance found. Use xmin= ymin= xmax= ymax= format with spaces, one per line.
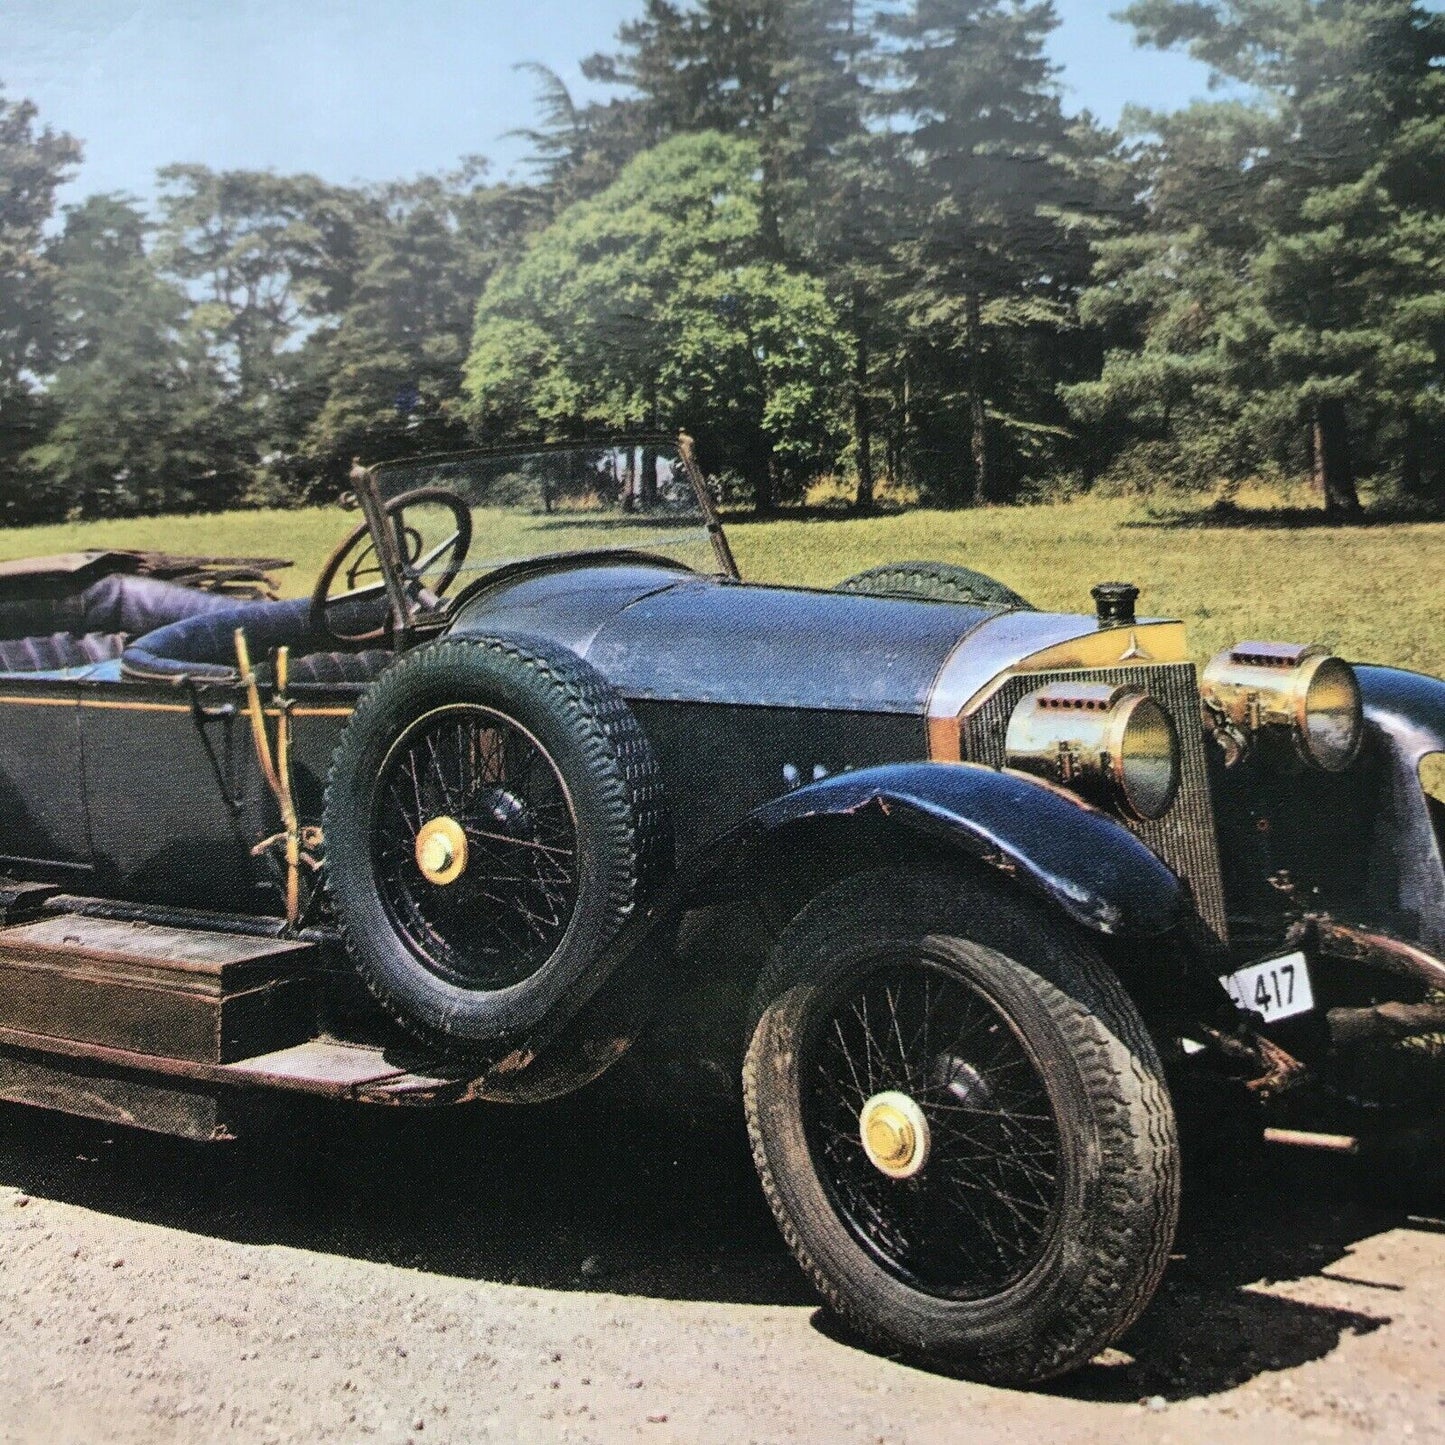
xmin=835 ymin=561 xmax=1031 ymax=611
xmin=323 ymin=635 xmax=670 ymax=1053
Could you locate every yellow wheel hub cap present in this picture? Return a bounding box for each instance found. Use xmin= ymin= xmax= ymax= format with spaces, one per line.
xmin=859 ymin=1091 xmax=931 ymax=1180
xmin=415 ymin=816 xmax=468 ymax=886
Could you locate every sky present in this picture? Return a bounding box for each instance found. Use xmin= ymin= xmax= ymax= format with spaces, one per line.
xmin=0 ymin=1 xmax=1226 ymax=206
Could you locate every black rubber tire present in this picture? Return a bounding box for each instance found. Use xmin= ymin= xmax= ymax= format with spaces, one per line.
xmin=743 ymin=868 xmax=1179 ymax=1385
xmin=836 ymin=561 xmax=1031 ymax=611
xmin=323 ymin=634 xmax=670 ymax=1052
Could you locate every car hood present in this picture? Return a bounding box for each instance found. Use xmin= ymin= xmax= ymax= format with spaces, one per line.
xmin=450 ymin=560 xmax=999 ymax=712
xmin=448 ymin=558 xmax=1183 ymax=717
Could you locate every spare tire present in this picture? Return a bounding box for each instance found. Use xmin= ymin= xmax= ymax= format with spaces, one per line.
xmin=323 ymin=635 xmax=670 ymax=1053
xmin=836 ymin=561 xmax=1031 ymax=611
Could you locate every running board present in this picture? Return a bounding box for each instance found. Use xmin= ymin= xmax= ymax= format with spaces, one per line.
xmin=0 ymin=1036 xmax=463 ymax=1141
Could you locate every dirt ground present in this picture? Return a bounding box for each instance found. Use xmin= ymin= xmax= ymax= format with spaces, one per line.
xmin=2 ymin=1082 xmax=1444 ymax=1445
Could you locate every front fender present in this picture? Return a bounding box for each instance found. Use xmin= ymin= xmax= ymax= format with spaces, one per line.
xmin=1359 ymin=665 xmax=1445 ymax=761
xmin=692 ymin=762 xmax=1189 ymax=939
xmin=1357 ymin=666 xmax=1445 ymax=955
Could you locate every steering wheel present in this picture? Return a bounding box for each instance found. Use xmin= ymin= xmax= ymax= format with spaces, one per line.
xmin=310 ymin=486 xmax=473 ymax=646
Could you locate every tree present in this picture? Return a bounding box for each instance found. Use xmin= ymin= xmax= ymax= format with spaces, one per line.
xmin=778 ymin=1 xmax=895 ymax=509
xmin=155 ymin=165 xmax=365 ymax=485
xmin=585 ymin=3 xmax=891 ymax=506
xmin=1072 ymin=1 xmax=1445 ymax=514
xmin=584 ymin=0 xmax=805 ymax=258
xmin=875 ymin=0 xmax=1105 ymax=505
xmin=509 ymin=64 xmax=651 ymax=215
xmin=305 ymin=166 xmax=523 ymax=486
xmin=463 ymin=132 xmax=847 ymax=509
xmin=20 ymin=195 xmax=229 ymax=519
xmin=0 ymin=84 xmax=81 ymax=475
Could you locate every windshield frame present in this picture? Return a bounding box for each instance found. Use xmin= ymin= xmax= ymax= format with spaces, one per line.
xmin=347 ymin=432 xmax=739 ymax=642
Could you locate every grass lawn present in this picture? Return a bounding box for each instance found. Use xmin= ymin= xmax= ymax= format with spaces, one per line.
xmin=1 ymin=491 xmax=1440 ymax=678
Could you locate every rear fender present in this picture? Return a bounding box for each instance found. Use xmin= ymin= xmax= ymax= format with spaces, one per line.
xmin=691 ymin=762 xmax=1190 ymax=940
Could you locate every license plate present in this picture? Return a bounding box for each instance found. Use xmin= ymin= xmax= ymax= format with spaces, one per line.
xmin=1221 ymin=952 xmax=1315 ymax=1023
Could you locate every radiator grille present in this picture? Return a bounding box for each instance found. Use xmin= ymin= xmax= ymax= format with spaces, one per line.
xmin=962 ymin=662 xmax=1229 ymax=944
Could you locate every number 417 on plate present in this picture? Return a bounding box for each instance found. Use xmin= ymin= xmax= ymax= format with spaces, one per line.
xmin=1220 ymin=951 xmax=1315 ymax=1024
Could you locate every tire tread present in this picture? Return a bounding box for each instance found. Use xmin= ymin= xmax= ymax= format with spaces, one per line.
xmin=743 ymin=868 xmax=1179 ymax=1384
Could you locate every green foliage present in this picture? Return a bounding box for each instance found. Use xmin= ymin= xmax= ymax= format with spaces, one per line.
xmin=6 ymin=2 xmax=1445 ymax=524
xmin=464 ymin=132 xmax=849 ymax=507
xmin=0 ymin=85 xmax=81 ymax=481
xmin=869 ymin=0 xmax=1113 ymax=504
xmin=18 ymin=196 xmax=230 ymax=520
xmin=303 ymin=167 xmax=524 ymax=491
xmin=154 ymin=164 xmax=367 ymax=487
xmin=1067 ymin=1 xmax=1445 ymax=512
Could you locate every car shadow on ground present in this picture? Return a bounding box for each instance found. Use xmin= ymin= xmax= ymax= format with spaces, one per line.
xmin=0 ymin=1088 xmax=1439 ymax=1402
xmin=1056 ymin=1159 xmax=1405 ymax=1403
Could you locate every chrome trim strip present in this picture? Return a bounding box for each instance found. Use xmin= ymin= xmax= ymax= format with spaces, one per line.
xmin=928 ymin=612 xmax=1103 ymax=728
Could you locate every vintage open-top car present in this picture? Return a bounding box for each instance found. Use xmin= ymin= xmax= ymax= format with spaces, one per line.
xmin=0 ymin=434 xmax=1441 ymax=1385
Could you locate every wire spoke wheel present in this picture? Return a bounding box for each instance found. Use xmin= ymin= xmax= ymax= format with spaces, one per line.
xmin=326 ymin=636 xmax=667 ymax=1051
xmin=372 ymin=703 xmax=580 ymax=991
xmin=804 ymin=957 xmax=1063 ymax=1300
xmin=744 ymin=869 xmax=1180 ymax=1384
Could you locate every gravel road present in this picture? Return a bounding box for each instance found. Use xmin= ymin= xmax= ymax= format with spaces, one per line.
xmin=2 ymin=1084 xmax=1443 ymax=1444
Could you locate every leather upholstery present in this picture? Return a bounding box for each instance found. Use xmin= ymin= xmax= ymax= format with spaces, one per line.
xmin=0 ymin=574 xmax=235 ymax=644
xmin=121 ymin=594 xmax=395 ymax=688
xmin=0 ymin=575 xmax=238 ymax=676
xmin=0 ymin=630 xmax=127 ymax=674
xmin=0 ymin=569 xmax=396 ymax=687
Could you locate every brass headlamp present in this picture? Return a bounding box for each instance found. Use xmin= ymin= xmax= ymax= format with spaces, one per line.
xmin=1005 ymin=681 xmax=1181 ymax=821
xmin=1201 ymin=641 xmax=1363 ymax=773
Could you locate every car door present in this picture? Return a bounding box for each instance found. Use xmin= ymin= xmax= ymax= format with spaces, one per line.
xmin=76 ymin=673 xmax=279 ymax=913
xmin=0 ymin=678 xmax=94 ymax=881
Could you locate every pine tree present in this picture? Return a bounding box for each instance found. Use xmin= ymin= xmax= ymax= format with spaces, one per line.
xmin=1077 ymin=0 xmax=1445 ymax=514
xmin=305 ymin=166 xmax=519 ymax=486
xmin=875 ymin=0 xmax=1104 ymax=504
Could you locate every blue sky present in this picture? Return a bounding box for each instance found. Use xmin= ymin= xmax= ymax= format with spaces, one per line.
xmin=0 ymin=1 xmax=1225 ymax=204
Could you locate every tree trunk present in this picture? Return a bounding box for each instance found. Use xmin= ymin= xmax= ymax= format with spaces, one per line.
xmin=852 ymin=299 xmax=873 ymax=513
xmin=1402 ymin=409 xmax=1424 ymax=498
xmin=967 ymin=290 xmax=989 ymax=507
xmin=755 ymin=444 xmax=777 ymax=515
xmin=641 ymin=444 xmax=659 ymax=510
xmin=1312 ymin=398 xmax=1361 ymax=518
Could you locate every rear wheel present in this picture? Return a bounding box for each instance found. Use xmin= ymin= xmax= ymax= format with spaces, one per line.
xmin=744 ymin=869 xmax=1179 ymax=1384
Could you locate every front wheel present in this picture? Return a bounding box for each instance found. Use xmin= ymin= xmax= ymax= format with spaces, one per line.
xmin=743 ymin=869 xmax=1179 ymax=1385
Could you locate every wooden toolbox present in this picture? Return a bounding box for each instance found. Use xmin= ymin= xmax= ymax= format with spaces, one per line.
xmin=0 ymin=914 xmax=316 ymax=1064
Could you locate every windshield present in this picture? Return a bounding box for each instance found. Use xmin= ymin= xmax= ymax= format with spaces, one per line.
xmin=366 ymin=439 xmax=726 ymax=589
